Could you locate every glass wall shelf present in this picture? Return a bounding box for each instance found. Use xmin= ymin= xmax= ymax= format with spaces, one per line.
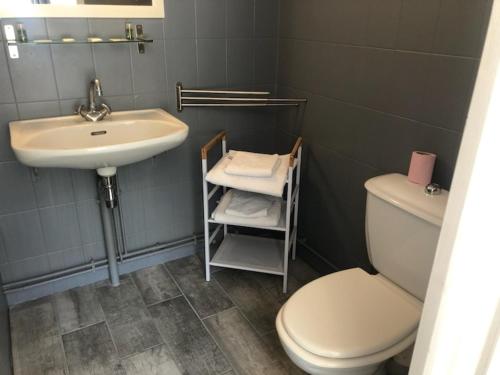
xmin=6 ymin=38 xmax=153 ymax=46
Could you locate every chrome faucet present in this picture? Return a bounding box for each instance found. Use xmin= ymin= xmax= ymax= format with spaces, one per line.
xmin=77 ymin=79 xmax=112 ymax=122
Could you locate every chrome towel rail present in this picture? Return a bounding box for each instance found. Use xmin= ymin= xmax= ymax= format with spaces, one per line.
xmin=176 ymin=82 xmax=307 ymax=112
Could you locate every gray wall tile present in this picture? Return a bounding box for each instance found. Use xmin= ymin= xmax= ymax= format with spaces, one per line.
xmin=46 ymin=18 xmax=89 ymax=40
xmin=0 ymin=103 xmax=18 ymax=162
xmin=227 ymin=39 xmax=254 ymax=87
xmin=0 ymin=43 xmax=15 ymax=104
xmin=1 ymin=18 xmax=48 ymax=40
xmin=197 ymin=38 xmax=227 ymax=87
xmin=8 ymin=46 xmax=58 ymax=102
xmin=164 ymin=0 xmax=196 ymax=39
xmin=365 ymin=0 xmax=402 ymax=48
xmin=0 ymin=255 xmax=51 ymax=283
xmin=39 ymin=204 xmax=82 ymax=253
xmin=51 ymin=44 xmax=95 ymax=99
xmin=433 ymin=0 xmax=492 ymax=57
xmin=18 ymin=100 xmax=61 ymax=120
xmin=32 ymin=168 xmax=75 ymax=208
xmin=396 ymin=0 xmax=441 ymax=52
xmin=93 ymin=44 xmax=134 ymax=96
xmin=165 ymin=38 xmax=197 ymax=87
xmin=0 ymin=163 xmax=36 ymax=215
xmin=101 ymin=95 xmax=135 ymax=111
xmin=195 ymin=0 xmax=226 ymax=38
xmin=255 ymin=0 xmax=279 ymax=38
xmin=88 ymin=18 xmax=127 ymax=38
xmin=0 ymin=209 xmax=45 ymax=262
xmin=127 ymin=18 xmax=165 ymax=40
xmin=59 ymin=97 xmax=85 ymax=115
xmin=76 ymin=199 xmax=103 ymax=244
xmin=227 ymin=0 xmax=254 ymax=38
xmin=47 ymin=246 xmax=86 ymax=271
xmin=254 ymin=39 xmax=277 ymax=85
xmin=131 ymin=40 xmax=167 ymax=94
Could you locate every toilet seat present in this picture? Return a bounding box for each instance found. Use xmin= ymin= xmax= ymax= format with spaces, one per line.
xmin=281 ymin=268 xmax=422 ymax=361
xmin=276 ymin=307 xmax=418 ymax=374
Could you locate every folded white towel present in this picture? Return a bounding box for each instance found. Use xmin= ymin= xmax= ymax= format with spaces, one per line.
xmin=213 ymin=190 xmax=282 ymax=227
xmin=225 ymin=190 xmax=273 ymax=218
xmin=206 ymin=151 xmax=291 ymax=197
xmin=224 ymin=150 xmax=280 ymax=177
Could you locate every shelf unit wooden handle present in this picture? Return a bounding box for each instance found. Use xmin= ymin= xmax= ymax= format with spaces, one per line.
xmin=289 ymin=137 xmax=303 ymax=167
xmin=201 ymin=131 xmax=226 ymax=159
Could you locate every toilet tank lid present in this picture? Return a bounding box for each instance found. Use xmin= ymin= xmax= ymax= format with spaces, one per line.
xmin=365 ymin=174 xmax=448 ymax=226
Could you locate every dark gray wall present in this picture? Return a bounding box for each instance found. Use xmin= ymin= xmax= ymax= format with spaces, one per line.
xmin=0 ymin=0 xmax=279 ymax=287
xmin=0 ymin=277 xmax=11 ymax=374
xmin=276 ymin=0 xmax=492 ymax=270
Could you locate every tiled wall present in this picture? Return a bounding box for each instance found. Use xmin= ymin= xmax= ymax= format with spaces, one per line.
xmin=0 ymin=0 xmax=279 ymax=285
xmin=276 ymin=0 xmax=492 ymax=271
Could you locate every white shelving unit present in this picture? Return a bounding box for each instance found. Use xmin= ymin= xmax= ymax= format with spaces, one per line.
xmin=201 ymin=131 xmax=302 ymax=293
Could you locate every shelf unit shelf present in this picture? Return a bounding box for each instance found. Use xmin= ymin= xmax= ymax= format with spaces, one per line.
xmin=210 ymin=233 xmax=285 ymax=275
xmin=208 ymin=202 xmax=287 ymax=232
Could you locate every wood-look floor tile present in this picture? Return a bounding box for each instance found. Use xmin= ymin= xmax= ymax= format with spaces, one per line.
xmin=131 ymin=264 xmax=181 ymax=305
xmin=10 ymin=298 xmax=67 ymax=375
xmin=289 ymin=257 xmax=321 ymax=285
xmin=204 ymin=308 xmax=287 ymax=375
xmin=120 ymin=344 xmax=183 ymax=375
xmin=97 ymin=277 xmax=162 ymax=358
xmin=63 ymin=321 xmax=123 ymax=375
xmin=214 ymin=269 xmax=282 ymax=335
xmin=149 ymin=296 xmax=230 ymax=375
xmin=165 ymin=255 xmax=233 ymax=318
xmin=261 ymin=330 xmax=307 ymax=375
xmin=246 ymin=270 xmax=303 ymax=302
xmin=53 ymin=284 xmax=105 ymax=334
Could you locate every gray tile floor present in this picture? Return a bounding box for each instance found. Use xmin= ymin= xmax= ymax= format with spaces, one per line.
xmin=10 ymin=254 xmax=320 ymax=375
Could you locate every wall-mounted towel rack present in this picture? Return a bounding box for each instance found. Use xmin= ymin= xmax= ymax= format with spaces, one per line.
xmin=176 ymin=82 xmax=307 ymax=112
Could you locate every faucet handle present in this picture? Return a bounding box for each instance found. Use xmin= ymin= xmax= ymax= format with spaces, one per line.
xmin=75 ymin=104 xmax=85 ymax=115
xmin=101 ymin=103 xmax=112 ymax=115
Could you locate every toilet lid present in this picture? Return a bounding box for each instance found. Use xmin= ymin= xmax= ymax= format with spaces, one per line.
xmin=282 ymin=268 xmax=422 ymax=359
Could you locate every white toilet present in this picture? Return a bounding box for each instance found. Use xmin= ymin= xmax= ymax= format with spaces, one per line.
xmin=276 ymin=173 xmax=448 ymax=375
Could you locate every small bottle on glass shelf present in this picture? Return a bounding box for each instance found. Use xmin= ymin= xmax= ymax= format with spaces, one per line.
xmin=125 ymin=23 xmax=134 ymax=40
xmin=16 ymin=23 xmax=28 ymax=42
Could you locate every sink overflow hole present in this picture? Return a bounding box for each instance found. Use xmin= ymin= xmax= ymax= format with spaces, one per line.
xmin=91 ymin=130 xmax=107 ymax=136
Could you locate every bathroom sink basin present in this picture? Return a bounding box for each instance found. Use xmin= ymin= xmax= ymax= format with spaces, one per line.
xmin=10 ymin=108 xmax=189 ymax=176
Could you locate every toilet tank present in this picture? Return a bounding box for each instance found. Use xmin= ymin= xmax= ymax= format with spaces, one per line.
xmin=364 ymin=174 xmax=448 ymax=301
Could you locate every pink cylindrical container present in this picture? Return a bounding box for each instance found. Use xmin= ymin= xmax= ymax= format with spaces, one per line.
xmin=408 ymin=151 xmax=436 ymax=186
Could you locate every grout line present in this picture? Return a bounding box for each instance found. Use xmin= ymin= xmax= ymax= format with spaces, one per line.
xmin=278 ymin=36 xmax=481 ymax=61
xmin=162 ymin=261 xmax=238 ymax=375
xmin=430 ymin=0 xmax=445 ymax=54
xmin=144 ymin=292 xmax=183 ymax=308
xmin=48 ymin=294 xmax=71 ymax=374
xmin=277 ymin=81 xmax=464 ymax=135
xmin=209 ymin=271 xmax=275 ymax=339
xmin=60 ymin=318 xmax=106 ymax=338
xmin=277 ymin=126 xmax=382 ymax=174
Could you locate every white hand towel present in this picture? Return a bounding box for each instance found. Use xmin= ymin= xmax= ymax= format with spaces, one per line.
xmin=225 ymin=190 xmax=273 ymax=218
xmin=213 ymin=190 xmax=282 ymax=227
xmin=224 ymin=150 xmax=279 ymax=177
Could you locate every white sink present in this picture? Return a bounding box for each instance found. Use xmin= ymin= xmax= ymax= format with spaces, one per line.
xmin=10 ymin=108 xmax=189 ymax=176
